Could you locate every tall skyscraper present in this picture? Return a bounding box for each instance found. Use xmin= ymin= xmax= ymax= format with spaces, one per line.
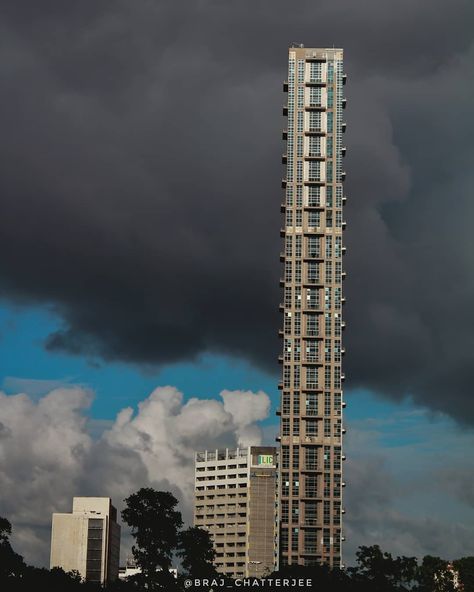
xmin=278 ymin=45 xmax=346 ymax=568
xmin=50 ymin=497 xmax=121 ymax=585
xmin=194 ymin=446 xmax=278 ymax=578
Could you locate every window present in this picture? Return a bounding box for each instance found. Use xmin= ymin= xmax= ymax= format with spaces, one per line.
xmin=306 ymin=420 xmax=317 ymax=435
xmin=325 ymin=339 xmax=331 ymax=363
xmin=294 ymin=312 xmax=301 ymax=335
xmin=308 ymin=211 xmax=320 ymax=227
xmin=307 ymin=261 xmax=319 ymax=283
xmin=281 ymin=500 xmax=289 ymax=523
xmin=293 ymin=392 xmax=300 ymax=415
xmin=285 ymin=235 xmax=293 ymax=257
xmin=325 ymin=261 xmax=332 ymax=284
xmin=306 ymin=393 xmax=318 ymax=415
xmin=282 ymin=392 xmax=291 ymax=414
xmin=324 ymin=366 xmax=331 ymax=389
xmin=295 ymin=235 xmax=302 ymax=257
xmin=295 ymin=209 xmax=303 ymax=227
xmin=292 ymin=445 xmax=300 ymax=468
xmin=293 ymin=417 xmax=300 ymax=436
xmin=326 ymin=186 xmax=333 ymax=207
xmin=292 ymin=474 xmax=300 ymax=496
xmin=291 ymin=501 xmax=300 ymax=524
xmin=325 ymin=392 xmax=331 ymax=416
xmin=282 ymin=418 xmax=290 ymax=437
xmin=325 ymin=287 xmax=331 ymax=311
xmin=305 ymin=448 xmax=318 ymax=471
xmin=293 ymin=365 xmax=300 ymax=388
xmin=285 ymin=260 xmax=292 ymax=282
xmin=307 ymin=185 xmax=320 ymax=206
xmin=324 ymin=419 xmax=331 ymax=437
xmin=306 ymin=367 xmax=318 ymax=389
xmin=306 ymin=314 xmax=319 ymax=337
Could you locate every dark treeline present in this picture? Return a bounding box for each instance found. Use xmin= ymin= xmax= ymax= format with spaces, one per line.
xmin=1 ymin=489 xmax=473 ymax=591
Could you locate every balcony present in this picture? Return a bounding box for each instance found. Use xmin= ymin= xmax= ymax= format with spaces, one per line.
xmin=341 ymin=246 xmax=347 ymax=255
xmin=342 ymin=74 xmax=347 ymax=85
xmin=305 ymin=79 xmax=326 ymax=87
xmin=276 ymin=408 xmax=281 ymax=416
xmin=342 ymin=98 xmax=347 ymax=109
xmin=303 ymin=253 xmax=323 ymax=263
xmin=282 ymin=153 xmax=287 ymax=164
xmin=341 ymin=147 xmax=347 ymax=157
xmin=282 ymin=129 xmax=288 ymax=140
xmin=280 ymin=228 xmax=286 ymax=237
xmin=281 ymin=178 xmax=287 ymax=189
xmin=302 ymin=357 xmax=322 ymax=366
xmin=277 ymin=354 xmax=283 ymax=363
xmin=283 ymin=105 xmax=288 ymax=116
xmin=278 ymin=329 xmax=284 ymax=338
xmin=342 ymin=401 xmax=347 ymax=408
xmin=301 ymin=464 xmax=319 ymax=473
xmin=342 ymin=195 xmax=347 ymax=204
xmin=341 ymin=123 xmax=347 ymax=133
xmin=341 ymin=171 xmax=346 ymax=181
xmin=304 ymin=179 xmax=325 ymax=187
xmin=303 ymin=278 xmax=323 ymax=287
xmin=304 ymin=128 xmax=326 ymax=136
xmin=304 ymin=153 xmax=325 ymax=161
xmin=283 ymin=81 xmax=288 ymax=92
xmin=278 ymin=382 xmax=283 ymax=390
xmin=280 ymin=203 xmax=286 ymax=213
xmin=305 ymin=103 xmax=325 ymax=112
xmin=279 ymin=252 xmax=285 ymax=262
xmin=279 ymin=278 xmax=285 ymax=287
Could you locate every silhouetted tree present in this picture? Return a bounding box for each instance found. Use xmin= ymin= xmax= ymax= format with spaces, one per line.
xmin=415 ymin=555 xmax=456 ymax=592
xmin=349 ymin=545 xmax=418 ymax=591
xmin=0 ymin=516 xmax=25 ymax=582
xmin=453 ymin=557 xmax=474 ymax=591
xmin=176 ymin=526 xmax=217 ymax=579
xmin=122 ymin=488 xmax=182 ymax=591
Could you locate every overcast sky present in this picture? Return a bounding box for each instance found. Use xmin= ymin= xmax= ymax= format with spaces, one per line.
xmin=0 ymin=0 xmax=474 ymax=569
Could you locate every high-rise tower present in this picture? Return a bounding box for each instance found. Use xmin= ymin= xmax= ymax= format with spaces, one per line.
xmin=278 ymin=45 xmax=346 ymax=568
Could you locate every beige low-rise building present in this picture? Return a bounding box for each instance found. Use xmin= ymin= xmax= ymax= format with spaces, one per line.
xmin=194 ymin=446 xmax=278 ymax=579
xmin=50 ymin=497 xmax=120 ymax=585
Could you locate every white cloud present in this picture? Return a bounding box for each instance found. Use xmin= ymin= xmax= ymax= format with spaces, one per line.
xmin=0 ymin=385 xmax=270 ymax=567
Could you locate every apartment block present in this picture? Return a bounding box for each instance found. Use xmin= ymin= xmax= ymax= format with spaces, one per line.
xmin=194 ymin=446 xmax=278 ymax=579
xmin=50 ymin=497 xmax=121 ymax=584
xmin=279 ymin=45 xmax=347 ymax=568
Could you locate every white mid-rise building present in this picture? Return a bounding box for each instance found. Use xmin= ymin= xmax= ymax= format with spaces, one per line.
xmin=50 ymin=497 xmax=121 ymax=585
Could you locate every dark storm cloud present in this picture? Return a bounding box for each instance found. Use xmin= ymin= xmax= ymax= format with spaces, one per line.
xmin=1 ymin=0 xmax=474 ymax=420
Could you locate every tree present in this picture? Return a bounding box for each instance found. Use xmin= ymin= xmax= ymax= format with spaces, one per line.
xmin=349 ymin=545 xmax=418 ymax=591
xmin=0 ymin=516 xmax=25 ymax=581
xmin=416 ymin=556 xmax=456 ymax=592
xmin=453 ymin=557 xmax=474 ymax=591
xmin=122 ymin=488 xmax=183 ymax=591
xmin=176 ymin=526 xmax=217 ymax=580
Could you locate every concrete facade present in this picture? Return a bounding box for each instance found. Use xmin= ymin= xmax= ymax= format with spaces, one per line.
xmin=50 ymin=497 xmax=121 ymax=584
xmin=279 ymin=45 xmax=346 ymax=568
xmin=194 ymin=446 xmax=278 ymax=579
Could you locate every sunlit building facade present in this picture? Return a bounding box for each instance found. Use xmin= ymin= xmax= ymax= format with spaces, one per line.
xmin=278 ymin=45 xmax=346 ymax=568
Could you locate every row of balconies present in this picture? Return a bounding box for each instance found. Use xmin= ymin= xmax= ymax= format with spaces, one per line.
xmin=283 ymin=73 xmax=347 ymax=93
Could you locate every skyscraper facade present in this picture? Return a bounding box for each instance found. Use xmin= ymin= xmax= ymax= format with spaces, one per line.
xmin=278 ymin=45 xmax=346 ymax=568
